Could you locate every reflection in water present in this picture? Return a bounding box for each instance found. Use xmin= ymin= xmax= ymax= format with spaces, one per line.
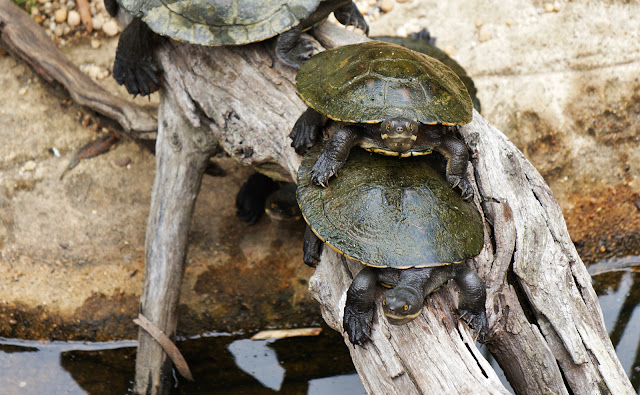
xmin=227 ymin=339 xmax=285 ymax=391
xmin=0 ymin=327 xmax=363 ymax=394
xmin=0 ymin=257 xmax=638 ymax=393
xmin=590 ymin=256 xmax=640 ymax=391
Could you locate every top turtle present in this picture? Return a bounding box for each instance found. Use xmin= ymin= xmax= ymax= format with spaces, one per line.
xmin=105 ymin=0 xmax=368 ymax=96
xmin=290 ymin=40 xmax=475 ymax=199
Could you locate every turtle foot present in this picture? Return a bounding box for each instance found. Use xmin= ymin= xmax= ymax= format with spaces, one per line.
xmin=113 ymin=18 xmax=162 ymax=97
xmin=334 ymin=3 xmax=370 ymax=36
xmin=113 ymin=56 xmax=162 ymax=97
xmin=277 ymin=36 xmax=318 ymax=69
xmin=310 ymin=157 xmax=339 ymax=187
xmin=343 ymin=305 xmax=373 ymax=346
xmin=447 ymin=174 xmax=474 ymax=201
xmin=290 ymin=109 xmax=324 ymax=154
xmin=459 ymin=308 xmax=488 ymax=343
xmin=235 ymin=173 xmax=279 ymax=225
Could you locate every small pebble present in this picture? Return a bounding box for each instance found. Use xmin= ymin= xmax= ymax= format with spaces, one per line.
xmin=18 ymin=87 xmax=28 ymax=95
xmin=53 ymin=24 xmax=65 ymax=37
xmin=92 ymin=13 xmax=104 ymax=30
xmin=23 ymin=160 xmax=37 ymax=171
xmin=379 ymin=0 xmax=394 ymax=12
xmin=475 ymin=19 xmax=483 ymax=28
xmin=478 ymin=25 xmax=492 ymax=42
xmin=102 ymin=19 xmax=119 ymax=36
xmin=599 ymin=245 xmax=606 ymax=253
xmin=505 ymin=19 xmax=514 ymax=27
xmin=67 ymin=10 xmax=81 ymax=26
xmin=90 ymin=39 xmax=101 ymax=49
xmin=544 ymin=3 xmax=554 ymax=12
xmin=54 ymin=7 xmax=67 ymax=23
xmin=114 ymin=157 xmax=131 ymax=167
xmin=396 ymin=0 xmax=411 ymax=3
xmin=443 ymin=45 xmax=456 ymax=57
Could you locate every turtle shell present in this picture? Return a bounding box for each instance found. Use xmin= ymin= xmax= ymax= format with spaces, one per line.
xmin=297 ymin=147 xmax=484 ymax=268
xmin=295 ymin=40 xmax=473 ymax=125
xmin=118 ymin=0 xmax=320 ymax=46
xmin=373 ymin=36 xmax=481 ymax=113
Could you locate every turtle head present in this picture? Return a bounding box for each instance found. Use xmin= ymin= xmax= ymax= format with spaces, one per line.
xmin=380 ymin=117 xmax=420 ymax=153
xmin=382 ymin=286 xmax=423 ymax=325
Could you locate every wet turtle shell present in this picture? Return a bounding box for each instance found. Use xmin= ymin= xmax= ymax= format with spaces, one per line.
xmin=295 ymin=40 xmax=473 ymax=126
xmin=117 ymin=0 xmax=320 ymax=46
xmin=374 ymin=35 xmax=481 ymax=113
xmin=297 ymin=147 xmax=484 ymax=268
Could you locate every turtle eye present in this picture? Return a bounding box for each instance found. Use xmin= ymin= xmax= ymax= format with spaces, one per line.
xmin=382 ymin=299 xmax=386 ymax=306
xmin=403 ymin=304 xmax=409 ymax=311
xmin=409 ymin=124 xmax=413 ymax=131
xmin=386 ymin=123 xmax=391 ymax=130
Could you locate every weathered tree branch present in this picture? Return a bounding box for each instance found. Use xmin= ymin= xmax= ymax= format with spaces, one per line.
xmin=0 ymin=0 xmax=157 ymax=138
xmin=102 ymin=20 xmax=635 ymax=395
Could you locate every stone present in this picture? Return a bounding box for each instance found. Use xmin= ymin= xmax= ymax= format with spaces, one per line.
xmin=102 ymin=19 xmax=119 ymax=36
xmin=54 ymin=8 xmax=67 ymax=23
xmin=67 ymin=10 xmax=81 ymax=27
xmin=92 ymin=13 xmax=104 ymax=30
xmin=380 ymin=0 xmax=394 ymax=12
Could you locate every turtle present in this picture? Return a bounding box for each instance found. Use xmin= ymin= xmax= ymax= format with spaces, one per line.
xmin=290 ymin=40 xmax=475 ymax=200
xmin=297 ymin=146 xmax=487 ymax=345
xmin=104 ymin=0 xmax=369 ymax=96
xmin=374 ymin=29 xmax=482 ymax=113
xmin=236 ymin=172 xmax=301 ymax=225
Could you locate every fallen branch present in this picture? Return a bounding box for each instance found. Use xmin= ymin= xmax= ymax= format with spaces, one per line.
xmin=0 ymin=0 xmax=156 ymax=138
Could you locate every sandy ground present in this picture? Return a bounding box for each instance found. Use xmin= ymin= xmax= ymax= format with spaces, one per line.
xmin=1 ymin=0 xmax=639 ymax=340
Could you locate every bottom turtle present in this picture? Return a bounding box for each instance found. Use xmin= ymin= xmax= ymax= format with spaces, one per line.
xmin=297 ymin=146 xmax=488 ymax=345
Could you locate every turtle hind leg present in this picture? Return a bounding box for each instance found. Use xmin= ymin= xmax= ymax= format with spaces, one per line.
xmin=343 ymin=266 xmax=378 ymax=346
xmin=290 ymin=108 xmax=326 ymax=155
xmin=235 ymin=172 xmax=279 ymax=225
xmin=275 ymin=26 xmax=318 ymax=69
xmin=303 ymin=226 xmax=323 ymax=267
xmin=333 ymin=2 xmax=369 ymax=35
xmin=113 ymin=18 xmax=162 ymax=97
xmin=454 ymin=262 xmax=488 ymax=342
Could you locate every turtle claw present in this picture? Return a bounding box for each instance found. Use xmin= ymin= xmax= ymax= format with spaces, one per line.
xmin=334 ymin=3 xmax=369 ymax=36
xmin=310 ymin=157 xmax=340 ymax=187
xmin=447 ymin=174 xmax=474 ymax=201
xmin=344 ymin=306 xmax=374 ymax=346
xmin=459 ymin=308 xmax=488 ymax=343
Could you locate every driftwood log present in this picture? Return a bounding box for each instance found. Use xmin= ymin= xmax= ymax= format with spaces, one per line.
xmin=0 ymin=0 xmax=157 ymax=138
xmin=135 ymin=21 xmax=635 ymax=394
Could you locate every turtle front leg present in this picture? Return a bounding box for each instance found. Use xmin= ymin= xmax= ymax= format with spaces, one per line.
xmin=333 ymin=2 xmax=369 ymax=35
xmin=113 ymin=18 xmax=163 ymax=97
xmin=303 ymin=226 xmax=323 ymax=267
xmin=344 ymin=266 xmax=378 ymax=346
xmin=431 ymin=131 xmax=473 ymax=200
xmin=453 ymin=262 xmax=488 ymax=342
xmin=275 ymin=26 xmax=318 ymax=69
xmin=290 ymin=108 xmax=327 ymax=154
xmin=310 ymin=126 xmax=361 ymax=187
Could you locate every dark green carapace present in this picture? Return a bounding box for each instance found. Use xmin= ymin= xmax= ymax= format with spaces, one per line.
xmin=297 ymin=147 xmax=484 ymax=268
xmin=374 ymin=35 xmax=481 ymax=113
xmin=295 ymin=40 xmax=473 ymax=125
xmin=119 ymin=0 xmax=319 ymax=46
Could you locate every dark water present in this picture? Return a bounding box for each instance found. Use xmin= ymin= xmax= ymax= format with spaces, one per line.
xmin=1 ymin=256 xmax=638 ymax=394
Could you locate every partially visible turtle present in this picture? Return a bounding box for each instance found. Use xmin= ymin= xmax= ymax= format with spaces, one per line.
xmin=104 ymin=0 xmax=369 ymax=96
xmin=290 ymin=40 xmax=475 ymax=199
xmin=236 ymin=172 xmax=301 ymax=225
xmin=297 ymin=146 xmax=487 ymax=345
xmin=374 ymin=29 xmax=481 ymax=113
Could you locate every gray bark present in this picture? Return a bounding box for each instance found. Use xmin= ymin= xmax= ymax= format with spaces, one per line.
xmin=138 ymin=22 xmax=633 ymax=394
